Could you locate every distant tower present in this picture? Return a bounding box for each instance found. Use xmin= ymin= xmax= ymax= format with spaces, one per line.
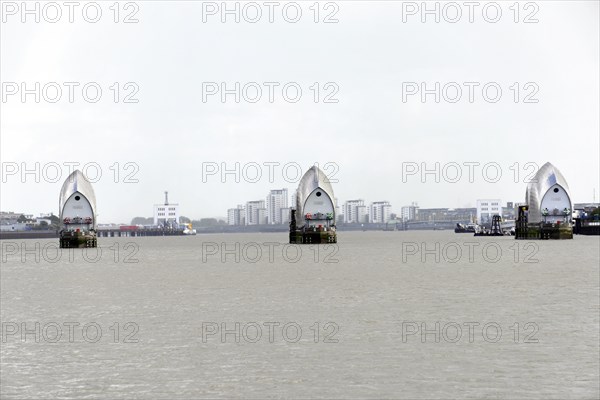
xmin=164 ymin=191 xmax=169 ymax=205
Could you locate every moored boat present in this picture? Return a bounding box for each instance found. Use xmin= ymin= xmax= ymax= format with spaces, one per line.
xmin=454 ymin=223 xmax=478 ymax=233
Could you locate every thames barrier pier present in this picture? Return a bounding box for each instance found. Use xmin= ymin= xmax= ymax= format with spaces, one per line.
xmin=515 ymin=162 xmax=573 ymax=240
xmin=289 ymin=166 xmax=337 ymax=244
xmin=58 ymin=170 xmax=98 ymax=248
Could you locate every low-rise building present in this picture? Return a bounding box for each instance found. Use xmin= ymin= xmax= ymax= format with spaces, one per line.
xmin=153 ymin=192 xmax=179 ymax=226
xmin=476 ymin=199 xmax=502 ymax=224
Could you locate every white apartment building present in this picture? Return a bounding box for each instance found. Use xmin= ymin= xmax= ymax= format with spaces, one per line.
xmin=344 ymin=199 xmax=365 ymax=223
xmin=227 ymin=205 xmax=244 ymax=226
xmin=401 ymin=202 xmax=418 ymax=222
xmin=245 ymin=200 xmax=266 ymax=225
xmin=356 ymin=205 xmax=368 ymax=223
xmin=257 ymin=208 xmax=267 ymax=225
xmin=370 ymin=201 xmax=392 ymax=223
xmin=267 ymin=189 xmax=288 ymax=224
xmin=280 ymin=207 xmax=291 ymax=225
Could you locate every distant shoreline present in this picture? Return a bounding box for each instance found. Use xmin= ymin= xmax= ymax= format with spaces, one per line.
xmin=0 ymin=224 xmax=409 ymax=240
xmin=0 ymin=231 xmax=59 ymax=240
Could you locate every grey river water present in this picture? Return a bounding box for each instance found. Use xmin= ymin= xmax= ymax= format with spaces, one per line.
xmin=1 ymin=231 xmax=599 ymax=399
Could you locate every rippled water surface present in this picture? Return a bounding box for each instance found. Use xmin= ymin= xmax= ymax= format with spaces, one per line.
xmin=1 ymin=231 xmax=599 ymax=399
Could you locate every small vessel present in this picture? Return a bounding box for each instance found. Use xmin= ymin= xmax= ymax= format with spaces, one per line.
xmin=573 ymin=208 xmax=600 ymax=235
xmin=289 ymin=166 xmax=337 ymax=244
xmin=455 ymin=214 xmax=479 ymax=233
xmin=181 ymin=222 xmax=197 ymax=235
xmin=454 ymin=223 xmax=477 ymax=233
xmin=58 ymin=170 xmax=97 ymax=248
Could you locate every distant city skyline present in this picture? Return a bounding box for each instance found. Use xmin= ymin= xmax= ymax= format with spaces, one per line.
xmin=2 ymin=2 xmax=598 ymax=222
xmin=2 ymin=177 xmax=599 ymax=225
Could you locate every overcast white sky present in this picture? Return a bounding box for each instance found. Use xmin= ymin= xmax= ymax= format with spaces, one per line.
xmin=1 ymin=1 xmax=598 ymax=223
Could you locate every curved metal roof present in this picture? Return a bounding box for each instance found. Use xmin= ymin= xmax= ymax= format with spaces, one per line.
xmin=296 ymin=166 xmax=336 ymax=226
xmin=525 ymin=162 xmax=570 ymax=223
xmin=59 ymin=170 xmax=97 ymax=219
